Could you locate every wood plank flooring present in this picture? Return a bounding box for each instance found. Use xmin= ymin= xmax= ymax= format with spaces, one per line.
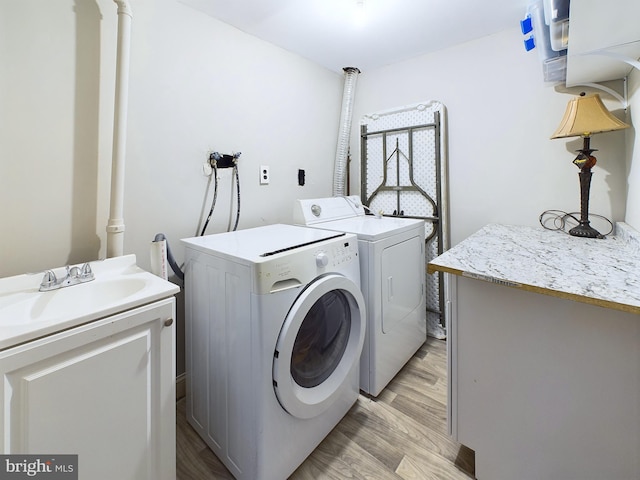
xmin=176 ymin=337 xmax=475 ymax=479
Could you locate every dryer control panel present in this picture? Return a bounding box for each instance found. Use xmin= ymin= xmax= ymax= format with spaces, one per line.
xmin=293 ymin=196 xmax=364 ymax=225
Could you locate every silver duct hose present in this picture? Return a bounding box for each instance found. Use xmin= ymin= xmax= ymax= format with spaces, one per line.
xmin=332 ymin=67 xmax=360 ymax=197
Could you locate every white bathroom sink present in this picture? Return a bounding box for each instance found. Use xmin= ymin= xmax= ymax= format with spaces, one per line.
xmin=0 ymin=255 xmax=179 ymax=350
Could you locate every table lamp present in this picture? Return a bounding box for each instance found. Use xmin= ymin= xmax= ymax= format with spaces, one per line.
xmin=551 ymin=92 xmax=630 ymax=238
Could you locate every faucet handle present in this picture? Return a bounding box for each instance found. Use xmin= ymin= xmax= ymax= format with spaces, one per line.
xmin=39 ymin=270 xmax=57 ymax=291
xmin=80 ymin=263 xmax=94 ymax=280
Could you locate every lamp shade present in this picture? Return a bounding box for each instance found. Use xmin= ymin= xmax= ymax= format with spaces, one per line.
xmin=551 ymin=93 xmax=629 ymax=139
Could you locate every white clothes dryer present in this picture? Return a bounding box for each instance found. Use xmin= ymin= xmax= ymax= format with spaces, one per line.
xmin=293 ymin=196 xmax=426 ymax=397
xmin=182 ymin=224 xmax=365 ymax=480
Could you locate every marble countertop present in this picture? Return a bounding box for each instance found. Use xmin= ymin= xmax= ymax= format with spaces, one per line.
xmin=428 ymin=223 xmax=640 ymax=314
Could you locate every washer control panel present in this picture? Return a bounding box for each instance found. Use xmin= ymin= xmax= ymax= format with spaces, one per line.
xmin=316 ymin=239 xmax=358 ymax=268
xmin=255 ymin=235 xmax=360 ymax=294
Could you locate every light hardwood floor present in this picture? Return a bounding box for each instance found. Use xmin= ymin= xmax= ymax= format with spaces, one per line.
xmin=176 ymin=337 xmax=475 ymax=479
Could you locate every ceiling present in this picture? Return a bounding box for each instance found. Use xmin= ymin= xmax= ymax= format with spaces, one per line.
xmin=178 ymin=0 xmax=530 ymax=73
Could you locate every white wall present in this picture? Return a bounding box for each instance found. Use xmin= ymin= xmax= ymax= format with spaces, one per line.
xmin=1 ymin=0 xmax=113 ymax=277
xmin=0 ymin=0 xmax=343 ymax=278
xmin=624 ymin=69 xmax=640 ymax=230
xmin=123 ymin=0 xmax=345 ymax=274
xmin=352 ymin=28 xmax=630 ymax=245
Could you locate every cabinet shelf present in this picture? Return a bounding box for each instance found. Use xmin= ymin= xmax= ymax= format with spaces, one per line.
xmin=565 ymin=0 xmax=640 ymax=86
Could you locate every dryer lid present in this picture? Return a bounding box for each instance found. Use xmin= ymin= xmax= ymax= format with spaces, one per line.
xmin=301 ymin=216 xmax=425 ymax=242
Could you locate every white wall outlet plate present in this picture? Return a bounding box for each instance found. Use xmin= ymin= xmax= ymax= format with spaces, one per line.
xmin=260 ymin=165 xmax=270 ymax=185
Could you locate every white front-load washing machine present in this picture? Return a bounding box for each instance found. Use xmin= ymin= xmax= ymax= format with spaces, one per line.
xmin=181 ymin=224 xmax=366 ymax=480
xmin=293 ymin=196 xmax=426 ymax=397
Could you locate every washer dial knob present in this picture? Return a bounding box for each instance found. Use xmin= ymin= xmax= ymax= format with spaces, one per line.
xmin=315 ymin=252 xmax=329 ymax=268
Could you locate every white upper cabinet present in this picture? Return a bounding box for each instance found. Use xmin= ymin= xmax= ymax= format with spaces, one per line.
xmin=566 ymin=0 xmax=640 ymax=86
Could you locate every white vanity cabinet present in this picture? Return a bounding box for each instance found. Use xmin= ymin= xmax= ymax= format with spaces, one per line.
xmin=429 ymin=224 xmax=640 ymax=480
xmin=0 ymin=297 xmax=176 ymax=480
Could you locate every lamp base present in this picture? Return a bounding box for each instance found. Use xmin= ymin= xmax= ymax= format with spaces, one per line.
xmin=569 ymin=223 xmax=602 ymax=239
xmin=570 ymin=161 xmax=605 ymax=239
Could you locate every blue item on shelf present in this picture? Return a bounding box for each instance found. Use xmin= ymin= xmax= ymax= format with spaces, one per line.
xmin=523 ymin=36 xmax=536 ymax=51
xmin=520 ymin=16 xmax=533 ymax=35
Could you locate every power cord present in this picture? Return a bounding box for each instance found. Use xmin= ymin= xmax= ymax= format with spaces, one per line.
xmin=200 ymin=164 xmax=219 ymax=236
xmin=538 ymin=209 xmax=613 ymax=237
xmin=231 ymin=164 xmax=240 ymax=232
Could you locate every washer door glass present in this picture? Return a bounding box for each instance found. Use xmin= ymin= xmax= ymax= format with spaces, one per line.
xmin=291 ymin=290 xmax=351 ymax=388
xmin=273 ymin=274 xmax=365 ymax=419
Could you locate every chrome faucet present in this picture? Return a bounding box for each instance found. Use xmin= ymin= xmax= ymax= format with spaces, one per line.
xmin=39 ymin=263 xmax=95 ymax=292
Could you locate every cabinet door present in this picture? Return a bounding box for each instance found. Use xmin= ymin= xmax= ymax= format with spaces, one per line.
xmin=380 ymin=235 xmax=424 ymax=333
xmin=0 ymin=298 xmax=176 ymax=480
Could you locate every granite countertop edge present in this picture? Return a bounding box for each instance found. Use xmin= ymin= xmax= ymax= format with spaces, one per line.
xmin=428 ymin=222 xmax=640 ymax=314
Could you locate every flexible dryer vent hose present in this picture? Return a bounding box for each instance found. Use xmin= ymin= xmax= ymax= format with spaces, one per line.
xmin=152 ymin=234 xmax=184 ymax=281
xmin=332 ymin=67 xmax=360 ymax=197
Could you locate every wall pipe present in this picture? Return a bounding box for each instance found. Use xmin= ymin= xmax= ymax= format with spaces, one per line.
xmin=106 ymin=0 xmax=133 ymax=257
xmin=333 ymin=67 xmax=360 ymax=197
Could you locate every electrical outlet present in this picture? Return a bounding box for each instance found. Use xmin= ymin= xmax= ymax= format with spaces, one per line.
xmin=260 ymin=165 xmax=270 ymax=185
